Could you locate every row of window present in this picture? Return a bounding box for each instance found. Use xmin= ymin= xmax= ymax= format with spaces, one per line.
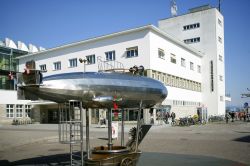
xmin=183 ymin=23 xmax=200 ymax=31
xmin=39 ymin=47 xmax=139 ymax=71
xmin=169 ymin=52 xmax=201 ymax=73
xmin=181 ymin=58 xmax=201 ymax=73
xmin=6 ymin=104 xmax=31 ymax=118
xmin=173 ymin=100 xmax=201 ymax=107
xmin=151 ymin=70 xmax=202 ymax=92
xmin=184 ymin=37 xmax=200 ymax=44
xmin=158 ymin=49 xmax=201 ymax=73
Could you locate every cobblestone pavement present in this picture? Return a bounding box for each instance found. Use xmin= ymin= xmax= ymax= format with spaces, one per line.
xmin=0 ymin=121 xmax=249 ymax=166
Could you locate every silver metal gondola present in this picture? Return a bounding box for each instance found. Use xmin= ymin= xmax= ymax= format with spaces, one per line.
xmin=17 ymin=60 xmax=167 ymax=166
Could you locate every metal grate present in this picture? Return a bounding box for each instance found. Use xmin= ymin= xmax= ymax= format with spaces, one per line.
xmin=58 ymin=101 xmax=84 ymax=166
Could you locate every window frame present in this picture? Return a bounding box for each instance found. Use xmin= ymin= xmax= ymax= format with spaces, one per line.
xmin=16 ymin=104 xmax=23 ymax=118
xmin=39 ymin=64 xmax=46 ymax=71
xmin=183 ymin=23 xmax=200 ymax=31
xmin=218 ymin=36 xmax=222 ymax=43
xmin=158 ymin=48 xmax=165 ymax=59
xmin=181 ymin=58 xmax=186 ymax=67
xmin=53 ymin=61 xmax=61 ymax=71
xmin=219 ymin=75 xmax=223 ymax=81
xmin=69 ymin=58 xmax=77 ymax=68
xmin=86 ymin=54 xmax=96 ymax=65
xmin=25 ymin=105 xmax=31 ymax=118
xmin=170 ymin=54 xmax=176 ymax=64
xmin=219 ymin=55 xmax=223 ymax=61
xmin=105 ymin=51 xmax=116 ymax=61
xmin=126 ymin=47 xmax=138 ymax=58
xmin=190 ymin=62 xmax=194 ymax=70
xmin=197 ymin=65 xmax=201 ymax=73
xmin=218 ymin=18 xmax=222 ymax=26
xmin=6 ymin=104 xmax=14 ymax=118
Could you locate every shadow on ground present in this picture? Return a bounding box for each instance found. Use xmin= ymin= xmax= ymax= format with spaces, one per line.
xmin=0 ymin=152 xmax=247 ymax=166
xmin=233 ymin=135 xmax=250 ymax=143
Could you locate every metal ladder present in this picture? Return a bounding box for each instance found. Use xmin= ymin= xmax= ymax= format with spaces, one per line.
xmin=58 ymin=101 xmax=84 ymax=166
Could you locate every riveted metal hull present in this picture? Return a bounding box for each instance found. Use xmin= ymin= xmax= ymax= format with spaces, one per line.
xmin=20 ymin=72 xmax=167 ymax=108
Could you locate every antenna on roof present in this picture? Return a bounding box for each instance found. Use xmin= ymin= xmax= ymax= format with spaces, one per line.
xmin=170 ymin=0 xmax=178 ymax=17
xmin=218 ymin=0 xmax=222 ymax=12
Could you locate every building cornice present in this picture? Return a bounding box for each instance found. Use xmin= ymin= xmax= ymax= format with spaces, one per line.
xmin=17 ymin=24 xmax=203 ymax=59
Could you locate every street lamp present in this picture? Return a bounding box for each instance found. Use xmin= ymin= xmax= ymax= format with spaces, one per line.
xmin=79 ymin=58 xmax=88 ymax=72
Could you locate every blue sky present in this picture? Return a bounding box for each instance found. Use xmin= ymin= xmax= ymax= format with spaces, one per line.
xmin=1 ymin=0 xmax=250 ymax=106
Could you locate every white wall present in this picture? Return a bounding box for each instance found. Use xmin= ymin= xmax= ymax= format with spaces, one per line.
xmin=19 ymin=29 xmax=151 ymax=76
xmin=148 ymin=30 xmax=202 ymax=82
xmin=18 ymin=26 xmax=204 ymax=118
xmin=158 ymin=8 xmax=226 ymax=116
xmin=0 ymin=90 xmax=30 ymax=104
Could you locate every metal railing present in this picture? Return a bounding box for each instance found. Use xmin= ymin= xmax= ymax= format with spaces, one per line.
xmin=97 ymin=56 xmax=125 ymax=72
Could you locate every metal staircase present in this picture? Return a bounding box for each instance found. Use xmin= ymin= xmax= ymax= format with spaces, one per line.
xmin=58 ymin=101 xmax=84 ymax=166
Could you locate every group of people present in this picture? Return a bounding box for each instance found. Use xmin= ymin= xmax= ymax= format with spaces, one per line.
xmin=152 ymin=111 xmax=176 ymax=125
xmin=163 ymin=112 xmax=176 ymax=124
xmin=225 ymin=111 xmax=249 ymax=123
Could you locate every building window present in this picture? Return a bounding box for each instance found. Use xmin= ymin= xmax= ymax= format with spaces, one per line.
xmin=190 ymin=62 xmax=194 ymax=70
xmin=162 ymin=75 xmax=166 ymax=84
xmin=69 ymin=58 xmax=77 ymax=68
xmin=6 ymin=104 xmax=14 ymax=118
xmin=210 ymin=61 xmax=214 ymax=92
xmin=197 ymin=65 xmax=201 ymax=73
xmin=219 ymin=75 xmax=223 ymax=81
xmin=220 ymin=96 xmax=224 ymax=101
xmin=166 ymin=74 xmax=171 ymax=85
xmin=218 ymin=36 xmax=222 ymax=43
xmin=218 ymin=19 xmax=222 ymax=26
xmin=126 ymin=47 xmax=138 ymax=58
xmin=158 ymin=48 xmax=165 ymax=59
xmin=105 ymin=51 xmax=116 ymax=61
xmin=25 ymin=105 xmax=31 ymax=118
xmin=39 ymin=64 xmax=46 ymax=71
xmin=170 ymin=54 xmax=176 ymax=64
xmin=16 ymin=105 xmax=23 ymax=118
xmin=152 ymin=73 xmax=155 ymax=79
xmin=219 ymin=55 xmax=223 ymax=61
xmin=157 ymin=74 xmax=160 ymax=81
xmin=181 ymin=58 xmax=186 ymax=67
xmin=53 ymin=61 xmax=61 ymax=70
xmin=86 ymin=55 xmax=95 ymax=64
xmin=184 ymin=37 xmax=200 ymax=44
xmin=183 ymin=23 xmax=200 ymax=31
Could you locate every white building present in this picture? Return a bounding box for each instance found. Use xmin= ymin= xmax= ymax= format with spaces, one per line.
xmin=158 ymin=5 xmax=225 ymax=115
xmin=0 ymin=38 xmax=44 ymax=124
xmin=1 ymin=5 xmax=226 ymax=124
xmin=17 ymin=24 xmax=203 ymax=123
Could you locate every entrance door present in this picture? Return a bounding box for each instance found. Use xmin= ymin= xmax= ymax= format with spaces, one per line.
xmin=48 ymin=109 xmax=59 ymax=124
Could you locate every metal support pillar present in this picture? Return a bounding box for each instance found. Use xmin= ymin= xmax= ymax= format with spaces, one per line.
xmin=86 ymin=108 xmax=90 ymax=159
xmin=80 ymin=102 xmax=84 ymax=165
xmin=135 ymin=101 xmax=142 ymax=152
xmin=107 ymin=108 xmax=113 ymax=150
xmin=121 ymin=109 xmax=125 ymax=146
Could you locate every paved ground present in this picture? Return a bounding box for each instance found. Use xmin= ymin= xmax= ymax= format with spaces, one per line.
xmin=0 ymin=121 xmax=249 ymax=166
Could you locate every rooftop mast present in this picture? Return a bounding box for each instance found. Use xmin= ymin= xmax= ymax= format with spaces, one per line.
xmin=170 ymin=0 xmax=178 ymax=17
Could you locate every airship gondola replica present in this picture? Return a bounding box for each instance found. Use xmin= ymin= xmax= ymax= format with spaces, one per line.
xmin=17 ymin=59 xmax=167 ymax=166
